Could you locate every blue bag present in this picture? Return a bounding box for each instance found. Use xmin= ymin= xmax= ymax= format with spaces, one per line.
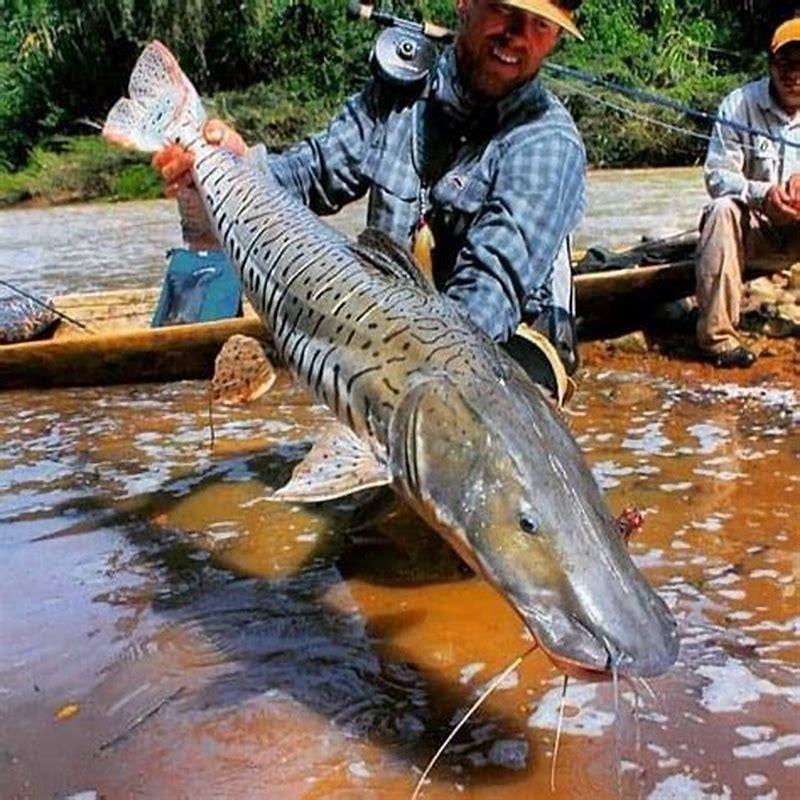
xmin=151 ymin=248 xmax=242 ymax=327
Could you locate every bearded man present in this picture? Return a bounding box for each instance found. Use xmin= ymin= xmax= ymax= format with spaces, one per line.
xmin=155 ymin=0 xmax=586 ymax=384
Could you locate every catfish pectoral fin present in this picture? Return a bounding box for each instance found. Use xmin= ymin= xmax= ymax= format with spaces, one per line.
xmin=212 ymin=334 xmax=276 ymax=404
xmin=271 ymin=422 xmax=391 ymax=503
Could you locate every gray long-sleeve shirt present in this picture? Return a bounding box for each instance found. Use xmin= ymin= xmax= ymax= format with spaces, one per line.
xmin=705 ymin=77 xmax=800 ymax=205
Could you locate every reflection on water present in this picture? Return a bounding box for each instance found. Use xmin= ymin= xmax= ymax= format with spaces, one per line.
xmin=0 ymin=368 xmax=796 ymax=799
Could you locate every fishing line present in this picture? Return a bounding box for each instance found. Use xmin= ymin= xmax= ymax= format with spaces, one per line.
xmin=547 ymin=77 xmax=747 ymax=151
xmin=411 ymin=644 xmax=537 ymax=800
xmin=544 ymin=61 xmax=800 ymax=151
xmin=550 ymin=674 xmax=569 ymax=793
xmin=207 ymin=386 xmax=216 ymax=451
xmin=0 ymin=278 xmax=94 ymax=333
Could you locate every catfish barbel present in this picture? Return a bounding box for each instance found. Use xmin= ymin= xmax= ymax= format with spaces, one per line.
xmin=104 ymin=41 xmax=678 ymax=678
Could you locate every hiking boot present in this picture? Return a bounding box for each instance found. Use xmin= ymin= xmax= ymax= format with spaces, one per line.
xmin=714 ymin=346 xmax=756 ymax=369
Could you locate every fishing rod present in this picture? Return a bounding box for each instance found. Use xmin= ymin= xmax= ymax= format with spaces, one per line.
xmin=543 ymin=61 xmax=800 ymax=151
xmin=346 ymin=1 xmax=800 ymax=150
xmin=0 ymin=278 xmax=94 ymax=334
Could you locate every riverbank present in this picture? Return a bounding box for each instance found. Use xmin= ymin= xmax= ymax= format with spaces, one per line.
xmin=0 ymin=137 xmax=161 ymax=208
xmin=1 ymin=319 xmax=797 ymax=800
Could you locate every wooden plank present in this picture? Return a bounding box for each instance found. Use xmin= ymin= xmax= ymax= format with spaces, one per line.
xmin=574 ymin=259 xmax=786 ymax=310
xmin=0 ymin=316 xmax=269 ymax=389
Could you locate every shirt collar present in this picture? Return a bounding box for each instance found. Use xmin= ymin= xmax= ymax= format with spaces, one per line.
xmin=431 ymin=46 xmax=550 ymax=128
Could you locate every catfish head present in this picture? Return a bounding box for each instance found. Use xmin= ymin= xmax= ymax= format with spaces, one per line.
xmin=388 ymin=369 xmax=679 ymax=679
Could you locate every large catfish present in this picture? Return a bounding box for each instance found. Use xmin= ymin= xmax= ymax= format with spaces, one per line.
xmin=104 ymin=41 xmax=678 ymax=678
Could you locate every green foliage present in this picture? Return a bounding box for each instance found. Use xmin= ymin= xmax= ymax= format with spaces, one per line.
xmin=111 ymin=164 xmax=163 ymax=201
xmin=0 ymin=0 xmax=783 ymax=193
xmin=0 ymin=135 xmax=153 ymax=205
xmin=208 ymin=81 xmax=343 ymax=152
xmin=553 ymin=0 xmax=767 ymax=166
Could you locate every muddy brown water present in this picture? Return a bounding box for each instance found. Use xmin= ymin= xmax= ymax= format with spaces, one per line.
xmin=1 ymin=169 xmax=798 ymax=799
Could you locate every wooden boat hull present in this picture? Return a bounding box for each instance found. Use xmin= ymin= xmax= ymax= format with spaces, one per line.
xmin=0 ymin=316 xmax=267 ymax=389
xmin=0 ymin=288 xmax=268 ymax=390
xmin=0 ymin=258 xmax=782 ymax=390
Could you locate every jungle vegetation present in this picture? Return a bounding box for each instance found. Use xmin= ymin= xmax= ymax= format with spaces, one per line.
xmin=0 ymin=0 xmax=794 ymax=204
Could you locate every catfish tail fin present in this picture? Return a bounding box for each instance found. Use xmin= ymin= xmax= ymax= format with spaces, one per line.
xmin=102 ymin=40 xmax=205 ymax=152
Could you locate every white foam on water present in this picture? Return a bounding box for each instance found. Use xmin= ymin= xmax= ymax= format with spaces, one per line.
xmin=647 ymin=774 xmax=731 ymax=799
xmin=528 ymin=682 xmax=615 ymax=738
xmin=744 ymin=773 xmax=768 ymax=787
xmin=671 ymin=540 xmax=691 ymax=550
xmin=707 ymin=573 xmax=740 ymax=586
xmin=700 ymin=384 xmax=798 ymax=418
xmin=687 ymin=423 xmax=730 ymax=455
xmin=622 ymin=422 xmax=672 ymax=455
xmin=733 ymin=733 xmax=800 ymax=759
xmin=693 ymin=468 xmax=745 ymax=482
xmin=784 ymin=754 xmax=800 ymax=767
xmin=736 ymin=447 xmax=770 ymax=461
xmin=348 ymin=761 xmax=371 ymax=778
xmin=458 ymin=662 xmax=485 ymax=685
xmin=735 ymin=726 xmax=775 ymax=742
xmin=743 ymin=617 xmax=800 ymax=634
xmin=754 ymin=791 xmax=778 ymax=800
xmin=591 ymin=459 xmax=635 ymax=489
xmin=697 ymin=658 xmax=800 ymax=712
xmin=691 ymin=515 xmax=726 ymax=532
xmin=717 ymin=589 xmax=746 ymax=601
xmin=660 ymin=482 xmax=693 ymax=492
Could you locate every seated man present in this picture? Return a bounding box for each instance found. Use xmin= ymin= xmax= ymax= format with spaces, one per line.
xmin=696 ymin=16 xmax=800 ymax=368
xmin=156 ymin=0 xmax=587 ymax=386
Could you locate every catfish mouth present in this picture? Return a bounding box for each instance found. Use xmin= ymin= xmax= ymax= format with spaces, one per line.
xmin=517 ymin=600 xmax=679 ymax=680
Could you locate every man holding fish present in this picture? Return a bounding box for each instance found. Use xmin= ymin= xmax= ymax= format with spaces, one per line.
xmin=154 ymin=0 xmax=587 ymax=387
xmin=106 ymin=0 xmax=678 ymax=684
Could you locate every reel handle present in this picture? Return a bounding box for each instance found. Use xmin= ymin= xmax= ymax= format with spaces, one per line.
xmin=347 ymin=1 xmax=453 ymax=41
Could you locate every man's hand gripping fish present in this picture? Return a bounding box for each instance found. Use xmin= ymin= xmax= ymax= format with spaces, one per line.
xmin=104 ymin=42 xmax=678 ymax=679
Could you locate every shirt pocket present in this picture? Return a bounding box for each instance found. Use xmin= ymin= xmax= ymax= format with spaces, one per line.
xmin=433 ymin=163 xmax=491 ymax=217
xmin=360 ymin=123 xmax=419 ymax=202
xmin=750 ymin=138 xmax=779 ymax=182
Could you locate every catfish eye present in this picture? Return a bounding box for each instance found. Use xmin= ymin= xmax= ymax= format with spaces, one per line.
xmin=519 ymin=512 xmax=540 ymax=536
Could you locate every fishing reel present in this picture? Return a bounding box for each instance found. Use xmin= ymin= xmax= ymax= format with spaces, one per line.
xmin=346 ymin=1 xmax=452 ymax=89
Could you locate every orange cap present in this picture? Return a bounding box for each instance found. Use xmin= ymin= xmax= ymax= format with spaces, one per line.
xmin=497 ymin=0 xmax=583 ymax=40
xmin=771 ymin=18 xmax=800 ymax=54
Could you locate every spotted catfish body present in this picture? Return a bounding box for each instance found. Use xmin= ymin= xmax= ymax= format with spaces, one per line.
xmin=104 ymin=41 xmax=679 ymax=679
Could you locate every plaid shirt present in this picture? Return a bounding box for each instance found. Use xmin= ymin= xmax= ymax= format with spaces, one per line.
xmin=250 ymin=46 xmax=586 ymax=346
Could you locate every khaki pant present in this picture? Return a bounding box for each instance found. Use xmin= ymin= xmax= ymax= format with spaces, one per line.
xmin=695 ymin=197 xmax=800 ymax=354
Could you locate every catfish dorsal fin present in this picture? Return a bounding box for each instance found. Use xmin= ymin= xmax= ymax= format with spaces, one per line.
xmin=350 ymin=228 xmax=435 ymax=291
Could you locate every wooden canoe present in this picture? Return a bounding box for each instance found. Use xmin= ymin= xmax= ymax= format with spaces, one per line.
xmin=0 ymin=288 xmax=268 ymax=390
xmin=0 ymin=258 xmax=783 ymax=390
